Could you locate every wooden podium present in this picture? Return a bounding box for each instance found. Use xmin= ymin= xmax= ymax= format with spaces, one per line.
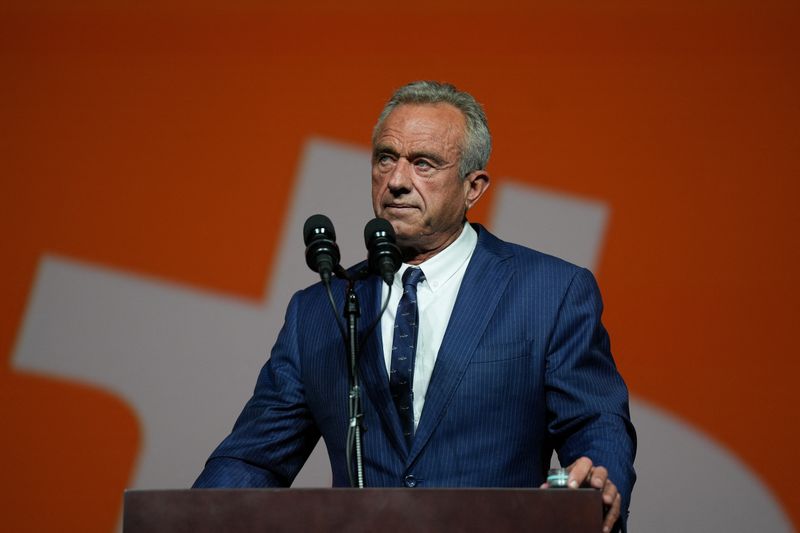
xmin=123 ymin=488 xmax=602 ymax=532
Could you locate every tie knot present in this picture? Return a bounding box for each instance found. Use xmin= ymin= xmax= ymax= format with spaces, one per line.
xmin=402 ymin=267 xmax=425 ymax=289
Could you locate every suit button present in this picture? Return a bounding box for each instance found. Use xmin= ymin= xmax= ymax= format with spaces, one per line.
xmin=404 ymin=475 xmax=417 ymax=488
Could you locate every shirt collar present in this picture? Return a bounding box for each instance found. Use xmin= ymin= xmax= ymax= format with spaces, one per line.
xmin=394 ymin=222 xmax=478 ymax=294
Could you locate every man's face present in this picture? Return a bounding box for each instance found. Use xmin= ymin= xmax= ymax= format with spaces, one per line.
xmin=371 ymin=103 xmax=488 ymax=263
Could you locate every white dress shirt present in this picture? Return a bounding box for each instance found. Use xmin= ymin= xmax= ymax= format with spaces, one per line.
xmin=380 ymin=222 xmax=478 ymax=431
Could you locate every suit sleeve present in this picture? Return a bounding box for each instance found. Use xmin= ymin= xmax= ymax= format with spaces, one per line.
xmin=193 ymin=290 xmax=321 ymax=488
xmin=545 ymin=267 xmax=637 ymax=516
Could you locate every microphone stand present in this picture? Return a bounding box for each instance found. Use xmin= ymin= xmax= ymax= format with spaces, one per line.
xmin=345 ymin=280 xmax=365 ymax=488
xmin=336 ymin=267 xmax=371 ymax=489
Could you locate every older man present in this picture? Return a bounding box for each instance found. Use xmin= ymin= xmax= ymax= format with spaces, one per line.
xmin=194 ymin=81 xmax=636 ymax=532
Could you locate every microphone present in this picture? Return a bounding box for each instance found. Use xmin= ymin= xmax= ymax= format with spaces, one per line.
xmin=304 ymin=214 xmax=341 ymax=283
xmin=364 ymin=218 xmax=402 ymax=285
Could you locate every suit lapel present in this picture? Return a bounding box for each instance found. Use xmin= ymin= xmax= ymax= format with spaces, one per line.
xmin=408 ymin=227 xmax=513 ymax=466
xmin=356 ymin=275 xmax=410 ymax=457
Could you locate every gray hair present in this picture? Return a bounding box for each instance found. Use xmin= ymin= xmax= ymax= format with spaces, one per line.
xmin=372 ymin=81 xmax=492 ymax=177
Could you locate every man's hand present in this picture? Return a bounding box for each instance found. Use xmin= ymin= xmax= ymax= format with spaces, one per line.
xmin=540 ymin=457 xmax=621 ymax=533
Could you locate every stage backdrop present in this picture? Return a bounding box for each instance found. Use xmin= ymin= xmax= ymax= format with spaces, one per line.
xmin=1 ymin=1 xmax=798 ymax=531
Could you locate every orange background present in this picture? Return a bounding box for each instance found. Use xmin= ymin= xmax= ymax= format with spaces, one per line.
xmin=1 ymin=1 xmax=798 ymax=531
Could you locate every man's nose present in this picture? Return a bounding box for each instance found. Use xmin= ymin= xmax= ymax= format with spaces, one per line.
xmin=387 ymin=159 xmax=413 ymax=192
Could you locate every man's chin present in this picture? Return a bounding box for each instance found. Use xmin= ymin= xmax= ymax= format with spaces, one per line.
xmin=379 ymin=215 xmax=414 ymax=237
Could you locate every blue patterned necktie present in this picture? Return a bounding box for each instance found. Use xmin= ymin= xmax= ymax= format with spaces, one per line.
xmin=390 ymin=267 xmax=425 ymax=446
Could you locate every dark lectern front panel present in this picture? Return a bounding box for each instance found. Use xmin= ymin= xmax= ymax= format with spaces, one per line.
xmin=124 ymin=488 xmax=602 ymax=533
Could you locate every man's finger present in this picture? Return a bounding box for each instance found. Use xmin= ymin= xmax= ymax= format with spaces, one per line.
xmin=602 ymin=477 xmax=618 ymax=506
xmin=602 ymin=492 xmax=621 ymax=533
xmin=567 ymin=457 xmax=593 ymax=488
xmin=589 ymin=465 xmax=608 ymax=489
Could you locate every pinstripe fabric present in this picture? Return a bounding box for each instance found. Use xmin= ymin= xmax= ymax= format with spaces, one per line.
xmin=194 ymin=224 xmax=636 ymax=521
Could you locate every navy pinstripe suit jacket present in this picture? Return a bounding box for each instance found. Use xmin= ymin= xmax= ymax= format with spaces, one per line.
xmin=194 ymin=224 xmax=637 ymax=515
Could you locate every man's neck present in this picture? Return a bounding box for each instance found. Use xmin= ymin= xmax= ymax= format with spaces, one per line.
xmin=400 ymin=223 xmax=467 ymax=265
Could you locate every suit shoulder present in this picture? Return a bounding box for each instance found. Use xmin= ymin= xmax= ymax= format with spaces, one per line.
xmin=507 ymin=241 xmax=582 ymax=272
xmin=475 ymin=224 xmax=586 ymax=280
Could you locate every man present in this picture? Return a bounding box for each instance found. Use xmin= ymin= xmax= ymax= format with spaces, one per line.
xmin=194 ymin=81 xmax=636 ymax=532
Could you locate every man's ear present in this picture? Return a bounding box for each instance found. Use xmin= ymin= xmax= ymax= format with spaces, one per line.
xmin=464 ymin=170 xmax=490 ymax=211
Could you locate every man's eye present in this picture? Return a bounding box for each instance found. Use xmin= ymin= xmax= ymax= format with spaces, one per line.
xmin=414 ymin=160 xmax=433 ymax=170
xmin=377 ymin=154 xmax=394 ymax=165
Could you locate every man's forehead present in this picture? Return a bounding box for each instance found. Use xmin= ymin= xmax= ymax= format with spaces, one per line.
xmin=374 ymin=103 xmax=465 ymax=145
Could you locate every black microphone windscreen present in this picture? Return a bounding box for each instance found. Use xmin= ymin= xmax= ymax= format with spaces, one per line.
xmin=364 ymin=218 xmax=401 ymax=284
xmin=304 ymin=214 xmax=336 ymax=245
xmin=364 ymin=217 xmax=396 ymax=247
